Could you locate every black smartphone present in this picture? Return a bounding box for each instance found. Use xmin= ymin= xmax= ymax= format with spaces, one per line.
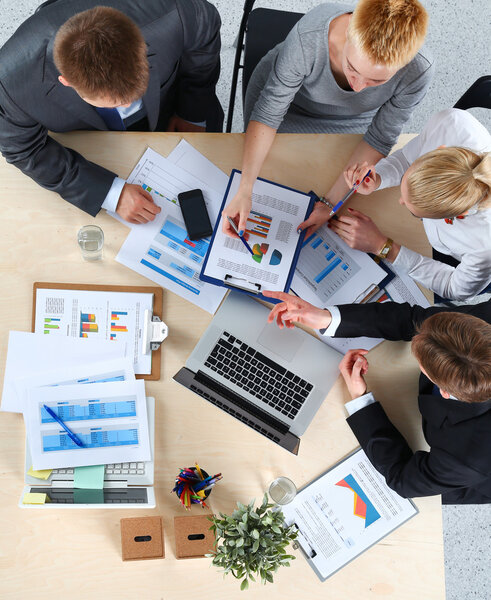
xmin=177 ymin=188 xmax=213 ymax=240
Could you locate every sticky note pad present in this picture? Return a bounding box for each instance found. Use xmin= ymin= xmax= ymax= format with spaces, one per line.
xmin=22 ymin=492 xmax=48 ymax=504
xmin=74 ymin=465 xmax=105 ymax=489
xmin=27 ymin=465 xmax=53 ymax=480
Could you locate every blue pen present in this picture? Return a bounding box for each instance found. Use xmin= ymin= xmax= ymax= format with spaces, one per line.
xmin=43 ymin=404 xmax=85 ymax=448
xmin=226 ymin=216 xmax=254 ymax=255
xmin=328 ymin=169 xmax=372 ymax=217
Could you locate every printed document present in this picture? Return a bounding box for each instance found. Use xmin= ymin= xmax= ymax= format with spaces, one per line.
xmin=115 ymin=148 xmax=227 ymax=314
xmin=34 ymin=288 xmax=153 ymax=374
xmin=202 ymin=171 xmax=312 ymax=291
xmin=321 ymin=261 xmax=431 ymax=354
xmin=281 ymin=448 xmax=417 ymax=580
xmin=25 ymin=380 xmax=150 ymax=470
xmin=292 ymin=225 xmax=386 ymax=306
xmin=1 ymin=332 xmax=124 ymax=413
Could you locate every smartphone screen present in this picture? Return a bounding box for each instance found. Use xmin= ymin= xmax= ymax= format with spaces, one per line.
xmin=177 ymin=189 xmax=213 ymax=240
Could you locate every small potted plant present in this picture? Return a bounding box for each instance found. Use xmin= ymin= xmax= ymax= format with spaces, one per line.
xmin=208 ymin=494 xmax=297 ymax=590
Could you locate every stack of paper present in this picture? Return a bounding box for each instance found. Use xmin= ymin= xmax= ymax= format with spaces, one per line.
xmin=2 ymin=333 xmax=151 ymax=470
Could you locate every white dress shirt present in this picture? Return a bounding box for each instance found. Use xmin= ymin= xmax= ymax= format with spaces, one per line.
xmin=376 ymin=108 xmax=491 ymax=300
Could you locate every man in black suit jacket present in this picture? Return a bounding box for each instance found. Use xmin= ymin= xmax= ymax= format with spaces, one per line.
xmin=264 ymin=291 xmax=491 ymax=504
xmin=0 ymin=0 xmax=222 ymax=222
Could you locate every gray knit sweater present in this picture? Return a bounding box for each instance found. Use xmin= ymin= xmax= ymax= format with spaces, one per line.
xmin=249 ymin=3 xmax=434 ymax=154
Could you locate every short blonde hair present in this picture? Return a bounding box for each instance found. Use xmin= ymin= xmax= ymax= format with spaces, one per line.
xmin=348 ymin=0 xmax=428 ymax=67
xmin=412 ymin=312 xmax=491 ymax=404
xmin=406 ymin=148 xmax=491 ymax=218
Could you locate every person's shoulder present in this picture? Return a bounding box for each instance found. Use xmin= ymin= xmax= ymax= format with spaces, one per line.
xmin=426 ymin=108 xmax=491 ymax=150
xmin=296 ymin=2 xmax=354 ymax=37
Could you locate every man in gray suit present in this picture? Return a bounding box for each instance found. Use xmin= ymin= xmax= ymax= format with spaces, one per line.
xmin=0 ymin=0 xmax=222 ymax=223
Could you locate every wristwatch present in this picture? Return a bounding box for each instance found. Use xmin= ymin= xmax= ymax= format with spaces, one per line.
xmin=377 ymin=238 xmax=393 ymax=260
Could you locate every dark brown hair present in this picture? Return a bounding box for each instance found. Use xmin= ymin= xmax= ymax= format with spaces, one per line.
xmin=411 ymin=312 xmax=491 ymax=403
xmin=53 ymin=7 xmax=149 ymax=103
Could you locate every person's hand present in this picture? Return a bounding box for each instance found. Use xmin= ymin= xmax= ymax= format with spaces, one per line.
xmin=263 ymin=291 xmax=332 ymax=330
xmin=297 ymin=201 xmax=333 ymax=238
xmin=343 ymin=162 xmax=380 ymax=195
xmin=222 ymin=187 xmax=252 ymax=238
xmin=339 ymin=349 xmax=369 ymax=400
xmin=166 ymin=114 xmax=206 ymax=133
xmin=116 ymin=183 xmax=161 ymax=224
xmin=328 ymin=208 xmax=387 ymax=253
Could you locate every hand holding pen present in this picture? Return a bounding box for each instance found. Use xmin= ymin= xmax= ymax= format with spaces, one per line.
xmin=343 ymin=162 xmax=380 ymax=196
xmin=226 ymin=216 xmax=254 ymax=255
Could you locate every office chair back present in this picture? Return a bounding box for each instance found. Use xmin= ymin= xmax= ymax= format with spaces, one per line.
xmin=453 ymin=75 xmax=491 ymax=110
xmin=226 ymin=2 xmax=303 ymax=132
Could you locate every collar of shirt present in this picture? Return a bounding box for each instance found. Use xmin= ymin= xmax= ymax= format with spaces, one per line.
xmin=116 ymin=99 xmax=143 ymax=120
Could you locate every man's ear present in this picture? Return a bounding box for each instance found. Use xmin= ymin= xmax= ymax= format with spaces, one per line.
xmin=439 ymin=388 xmax=451 ymax=399
xmin=58 ymin=75 xmax=71 ymax=87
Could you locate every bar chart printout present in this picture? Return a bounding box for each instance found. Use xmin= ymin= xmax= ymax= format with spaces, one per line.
xmin=292 ymin=225 xmax=386 ymax=307
xmin=115 ymin=147 xmax=227 ymax=314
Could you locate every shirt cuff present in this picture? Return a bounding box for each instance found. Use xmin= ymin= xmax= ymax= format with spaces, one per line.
xmin=177 ymin=115 xmax=206 ymax=128
xmin=345 ymin=392 xmax=377 ymax=416
xmin=101 ymin=177 xmax=126 ymax=213
xmin=319 ymin=306 xmax=341 ymax=336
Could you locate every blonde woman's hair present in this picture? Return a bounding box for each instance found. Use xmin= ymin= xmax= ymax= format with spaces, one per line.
xmin=348 ymin=0 xmax=428 ymax=68
xmin=406 ymin=148 xmax=491 ymax=218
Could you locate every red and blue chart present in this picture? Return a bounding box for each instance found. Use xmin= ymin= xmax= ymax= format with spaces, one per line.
xmin=246 ymin=210 xmax=272 ymax=239
xmin=251 ymin=243 xmax=282 ymax=266
xmin=336 ymin=474 xmax=381 ymax=527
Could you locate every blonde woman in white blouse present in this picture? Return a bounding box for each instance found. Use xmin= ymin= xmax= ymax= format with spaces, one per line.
xmin=328 ymin=108 xmax=491 ymax=301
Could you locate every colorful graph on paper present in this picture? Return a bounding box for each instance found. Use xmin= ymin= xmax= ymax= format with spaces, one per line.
xmin=110 ymin=311 xmax=129 ymax=340
xmin=80 ymin=312 xmax=98 ymax=338
xmin=246 ymin=210 xmax=272 ymax=238
xmin=336 ymin=474 xmax=381 ymax=528
xmin=43 ymin=317 xmax=60 ymax=334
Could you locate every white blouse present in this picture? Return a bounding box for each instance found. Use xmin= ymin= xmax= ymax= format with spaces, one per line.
xmin=376 ymin=108 xmax=491 ymax=300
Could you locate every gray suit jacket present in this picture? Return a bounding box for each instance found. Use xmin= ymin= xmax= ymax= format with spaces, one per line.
xmin=0 ymin=0 xmax=221 ymax=215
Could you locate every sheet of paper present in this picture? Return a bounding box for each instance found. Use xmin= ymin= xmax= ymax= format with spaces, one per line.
xmin=167 ymin=139 xmax=229 ymax=195
xmin=115 ymin=147 xmax=227 ymax=314
xmin=25 ymin=380 xmax=151 ymax=470
xmin=22 ymin=492 xmax=48 ymax=504
xmin=27 ymin=466 xmax=52 ymax=480
xmin=203 ymin=171 xmax=312 ymax=291
xmin=320 ymin=260 xmax=431 ymax=354
xmin=13 ymin=357 xmax=136 ymax=413
xmin=281 ymin=448 xmax=417 ymax=580
xmin=34 ymin=288 xmax=153 ymax=374
xmin=74 ymin=465 xmax=105 ymax=489
xmin=2 ymin=332 xmax=125 ymax=413
xmin=292 ymin=225 xmax=387 ymax=306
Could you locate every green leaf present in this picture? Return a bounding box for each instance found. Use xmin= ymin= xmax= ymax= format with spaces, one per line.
xmin=236 ymin=537 xmax=244 ymax=548
xmin=251 ymin=529 xmax=260 ymax=539
xmin=240 ymin=579 xmax=249 ymax=591
xmin=228 ymin=539 xmax=235 ymax=546
xmin=252 ymin=539 xmax=260 ymax=553
xmin=242 ymin=512 xmax=248 ymax=524
xmin=250 ymin=511 xmax=260 ymax=519
xmin=265 ymin=571 xmax=274 ymax=583
xmin=271 ymin=525 xmax=282 ymax=534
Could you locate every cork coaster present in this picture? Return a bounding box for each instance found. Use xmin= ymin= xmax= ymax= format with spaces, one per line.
xmin=174 ymin=514 xmax=216 ymax=559
xmin=120 ymin=516 xmax=164 ymax=561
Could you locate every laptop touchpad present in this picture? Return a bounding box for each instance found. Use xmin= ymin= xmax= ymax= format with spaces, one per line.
xmin=257 ymin=322 xmax=303 ymax=362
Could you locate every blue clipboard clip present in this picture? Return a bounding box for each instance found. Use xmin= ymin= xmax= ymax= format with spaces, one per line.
xmin=223 ymin=274 xmax=262 ymax=294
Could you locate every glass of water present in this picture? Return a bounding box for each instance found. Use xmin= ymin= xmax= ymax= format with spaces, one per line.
xmin=269 ymin=477 xmax=297 ymax=505
xmin=77 ymin=225 xmax=104 ymax=261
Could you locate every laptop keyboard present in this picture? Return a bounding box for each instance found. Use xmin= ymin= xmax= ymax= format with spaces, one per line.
xmin=204 ymin=331 xmax=314 ymax=420
xmin=51 ymin=463 xmax=146 ymax=476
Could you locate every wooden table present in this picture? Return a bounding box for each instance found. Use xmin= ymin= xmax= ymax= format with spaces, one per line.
xmin=0 ymin=132 xmax=444 ymax=599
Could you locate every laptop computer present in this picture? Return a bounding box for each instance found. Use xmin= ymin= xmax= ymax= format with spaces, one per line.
xmin=19 ymin=397 xmax=156 ymax=508
xmin=173 ymin=293 xmax=341 ymax=454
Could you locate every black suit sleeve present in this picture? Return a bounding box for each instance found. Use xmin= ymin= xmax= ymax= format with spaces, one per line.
xmin=333 ymin=300 xmax=491 ymax=341
xmin=0 ymin=82 xmax=117 ymax=216
xmin=347 ymin=402 xmax=489 ymax=498
xmin=175 ymin=0 xmax=221 ymax=122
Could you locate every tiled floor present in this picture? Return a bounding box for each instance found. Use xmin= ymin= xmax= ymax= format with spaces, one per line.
xmin=1 ymin=2 xmax=490 ymax=599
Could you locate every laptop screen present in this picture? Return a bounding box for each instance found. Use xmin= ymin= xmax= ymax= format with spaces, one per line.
xmin=30 ymin=487 xmax=148 ymax=504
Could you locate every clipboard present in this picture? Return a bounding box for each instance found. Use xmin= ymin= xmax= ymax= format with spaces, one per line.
xmin=32 ymin=282 xmax=164 ymax=380
xmin=287 ymin=447 xmax=418 ymax=582
xmin=199 ymin=169 xmax=316 ymax=303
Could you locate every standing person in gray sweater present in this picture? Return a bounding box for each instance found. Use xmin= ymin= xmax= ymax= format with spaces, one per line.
xmin=222 ymin=0 xmax=433 ymax=239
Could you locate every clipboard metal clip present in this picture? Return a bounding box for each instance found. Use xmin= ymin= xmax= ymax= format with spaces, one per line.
xmin=224 ymin=275 xmax=262 ymax=294
xmin=142 ymin=310 xmax=168 ymax=354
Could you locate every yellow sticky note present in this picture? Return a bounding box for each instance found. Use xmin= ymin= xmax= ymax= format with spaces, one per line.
xmin=27 ymin=466 xmax=53 ymax=480
xmin=22 ymin=492 xmax=48 ymax=505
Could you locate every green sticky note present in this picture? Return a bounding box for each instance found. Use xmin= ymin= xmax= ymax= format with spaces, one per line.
xmin=74 ymin=465 xmax=105 ymax=489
